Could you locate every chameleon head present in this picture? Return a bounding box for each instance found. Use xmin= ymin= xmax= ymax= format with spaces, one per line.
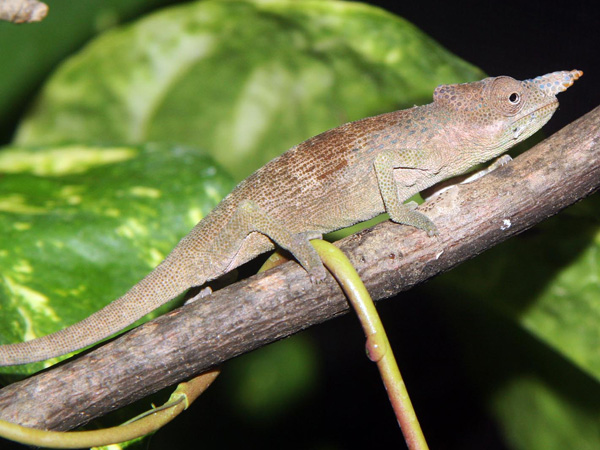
xmin=433 ymin=70 xmax=582 ymax=161
xmin=509 ymin=69 xmax=584 ymax=141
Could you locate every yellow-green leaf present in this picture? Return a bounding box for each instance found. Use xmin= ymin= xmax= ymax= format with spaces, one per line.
xmin=0 ymin=143 xmax=234 ymax=377
xmin=14 ymin=0 xmax=484 ymax=179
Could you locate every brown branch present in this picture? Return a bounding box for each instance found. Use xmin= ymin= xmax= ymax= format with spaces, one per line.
xmin=0 ymin=0 xmax=47 ymax=23
xmin=0 ymin=106 xmax=599 ymax=431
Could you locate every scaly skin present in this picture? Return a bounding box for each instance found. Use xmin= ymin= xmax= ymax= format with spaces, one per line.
xmin=0 ymin=70 xmax=582 ymax=366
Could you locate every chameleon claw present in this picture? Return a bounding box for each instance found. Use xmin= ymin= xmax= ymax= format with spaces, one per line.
xmin=184 ymin=286 xmax=213 ymax=305
xmin=308 ymin=265 xmax=329 ymax=284
xmin=426 ymin=226 xmax=439 ymax=237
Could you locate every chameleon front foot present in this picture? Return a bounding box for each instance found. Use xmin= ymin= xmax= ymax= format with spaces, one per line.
xmin=390 ymin=206 xmax=439 ymax=236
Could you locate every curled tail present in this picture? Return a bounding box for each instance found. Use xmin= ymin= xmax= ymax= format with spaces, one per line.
xmin=0 ymin=261 xmax=194 ymax=366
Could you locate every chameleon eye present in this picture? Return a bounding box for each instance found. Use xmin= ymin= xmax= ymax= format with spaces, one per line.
xmin=486 ymin=76 xmax=525 ymax=116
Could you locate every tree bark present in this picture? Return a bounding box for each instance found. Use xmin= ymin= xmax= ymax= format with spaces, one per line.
xmin=0 ymin=106 xmax=599 ymax=431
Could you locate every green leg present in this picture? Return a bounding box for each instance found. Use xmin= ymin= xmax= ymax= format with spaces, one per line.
xmin=374 ymin=150 xmax=439 ymax=236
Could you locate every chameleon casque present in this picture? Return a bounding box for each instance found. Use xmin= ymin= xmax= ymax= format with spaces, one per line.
xmin=0 ymin=70 xmax=582 ymax=366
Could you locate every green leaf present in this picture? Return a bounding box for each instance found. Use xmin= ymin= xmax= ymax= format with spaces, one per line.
xmin=14 ymin=0 xmax=484 ymax=179
xmin=437 ymin=291 xmax=600 ymax=450
xmin=0 ymin=0 xmax=187 ymax=142
xmin=224 ymin=334 xmax=318 ymax=420
xmin=0 ymin=143 xmax=234 ymax=377
xmin=493 ymin=376 xmax=600 ymax=450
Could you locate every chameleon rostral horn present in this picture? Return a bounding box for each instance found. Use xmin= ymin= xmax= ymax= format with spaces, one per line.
xmin=527 ymin=70 xmax=583 ymax=96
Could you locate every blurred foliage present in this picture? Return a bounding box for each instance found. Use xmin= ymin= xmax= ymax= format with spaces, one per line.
xmin=438 ymin=202 xmax=600 ymax=382
xmin=0 ymin=0 xmax=188 ymax=143
xmin=13 ymin=0 xmax=483 ymax=179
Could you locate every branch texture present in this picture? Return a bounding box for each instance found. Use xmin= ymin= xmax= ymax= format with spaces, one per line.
xmin=0 ymin=105 xmax=599 ymax=431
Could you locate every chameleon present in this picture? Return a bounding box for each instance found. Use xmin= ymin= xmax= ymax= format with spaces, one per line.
xmin=0 ymin=70 xmax=582 ymax=366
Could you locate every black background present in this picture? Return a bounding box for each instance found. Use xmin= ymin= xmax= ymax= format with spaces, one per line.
xmin=374 ymin=0 xmax=598 ymax=136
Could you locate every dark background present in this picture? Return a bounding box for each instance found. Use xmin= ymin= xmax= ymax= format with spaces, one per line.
xmin=374 ymin=0 xmax=598 ymax=136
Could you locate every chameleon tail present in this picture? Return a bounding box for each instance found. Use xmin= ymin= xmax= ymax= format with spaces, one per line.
xmin=0 ymin=260 xmax=194 ymax=366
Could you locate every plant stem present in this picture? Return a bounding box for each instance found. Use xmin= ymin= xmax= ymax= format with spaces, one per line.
xmin=310 ymin=239 xmax=429 ymax=450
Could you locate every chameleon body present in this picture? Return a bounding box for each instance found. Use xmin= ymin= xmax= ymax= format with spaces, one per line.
xmin=0 ymin=70 xmax=581 ymax=366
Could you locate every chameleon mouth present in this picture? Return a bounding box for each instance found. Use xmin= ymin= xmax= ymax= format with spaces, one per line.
xmin=511 ymin=101 xmax=557 ymax=140
xmin=530 ymin=99 xmax=558 ymax=117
